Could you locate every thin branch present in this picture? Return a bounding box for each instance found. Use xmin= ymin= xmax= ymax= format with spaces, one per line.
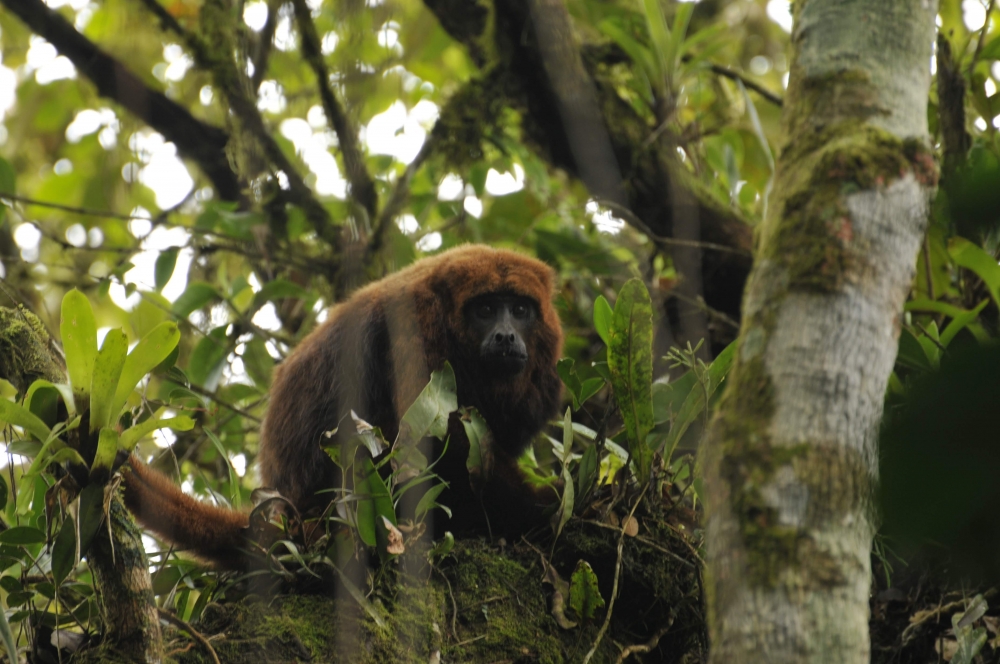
xmin=157 ymin=609 xmax=221 ymax=664
xmin=614 ymin=609 xmax=677 ymax=664
xmin=135 ymin=0 xmax=189 ymax=40
xmin=177 ymin=381 xmax=262 ymax=424
xmin=593 ymin=198 xmax=752 ymax=258
xmin=582 ymin=483 xmax=650 ymax=664
xmin=702 ymin=61 xmax=783 ymax=107
xmin=2 ymin=194 xmax=144 ymax=221
xmin=366 ymin=135 xmax=436 ymax=261
xmin=969 ymin=0 xmax=997 ymax=76
xmin=290 ymin=0 xmax=377 ymax=219
xmin=250 ymin=0 xmax=284 ymax=92
xmin=3 ymin=0 xmax=242 ymax=201
xmin=140 ymin=0 xmax=338 ymax=247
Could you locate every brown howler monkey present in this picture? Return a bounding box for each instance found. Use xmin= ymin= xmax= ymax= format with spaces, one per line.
xmin=123 ymin=245 xmax=564 ymax=568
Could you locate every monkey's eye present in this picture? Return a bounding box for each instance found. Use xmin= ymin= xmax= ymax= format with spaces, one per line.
xmin=512 ymin=304 xmax=529 ymax=318
xmin=475 ymin=304 xmax=494 ymax=318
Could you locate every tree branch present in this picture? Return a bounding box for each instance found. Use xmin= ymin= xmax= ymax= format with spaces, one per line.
xmin=2 ymin=0 xmax=242 ymax=202
xmin=290 ymin=0 xmax=377 ymax=221
xmin=366 ymin=134 xmax=436 ymax=262
xmin=139 ymin=0 xmax=339 ymax=250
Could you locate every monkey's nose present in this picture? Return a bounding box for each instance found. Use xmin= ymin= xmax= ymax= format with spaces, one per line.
xmin=494 ymin=332 xmax=516 ymax=343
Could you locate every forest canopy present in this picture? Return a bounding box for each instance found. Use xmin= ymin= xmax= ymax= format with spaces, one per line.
xmin=0 ymin=0 xmax=998 ymax=662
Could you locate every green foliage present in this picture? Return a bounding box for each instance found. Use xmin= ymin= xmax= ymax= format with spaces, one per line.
xmin=607 ymin=278 xmax=655 ymax=484
xmin=568 ymin=560 xmax=605 ymax=622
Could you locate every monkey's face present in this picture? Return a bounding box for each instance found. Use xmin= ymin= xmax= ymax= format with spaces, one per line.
xmin=464 ymin=293 xmax=536 ymax=376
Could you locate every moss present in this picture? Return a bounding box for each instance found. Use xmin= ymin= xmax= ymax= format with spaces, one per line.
xmin=0 ymin=306 xmax=64 ymax=394
xmin=433 ymin=68 xmax=514 ymax=171
xmin=159 ymin=528 xmax=701 ymax=663
xmin=758 ymin=125 xmax=938 ymax=293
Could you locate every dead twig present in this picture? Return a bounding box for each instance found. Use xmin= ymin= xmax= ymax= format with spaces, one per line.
xmin=582 ymin=483 xmax=650 ymax=664
xmin=614 ymin=608 xmax=677 ymax=663
xmin=157 ymin=608 xmax=221 ymax=664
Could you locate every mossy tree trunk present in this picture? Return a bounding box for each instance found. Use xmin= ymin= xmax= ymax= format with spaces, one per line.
xmin=701 ymin=1 xmax=938 ymax=662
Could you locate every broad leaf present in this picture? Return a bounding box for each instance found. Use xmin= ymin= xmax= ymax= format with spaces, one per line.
xmin=0 ymin=526 xmax=45 ymax=545
xmin=0 ymin=397 xmax=52 ymax=443
xmin=568 ymin=560 xmax=605 ymax=621
xmin=90 ymin=428 xmax=119 ymax=479
xmin=109 ymin=322 xmax=180 ymax=418
xmin=950 ymin=237 xmax=1000 ymax=307
xmin=60 ymin=290 xmax=97 ymax=402
xmin=51 ymin=518 xmax=77 ymax=584
xmin=395 ymin=363 xmax=458 ymax=447
xmin=593 ymin=295 xmax=613 ymax=346
xmin=89 ymin=329 xmax=127 ymax=432
xmin=154 ymin=248 xmax=179 ymax=291
xmin=660 ymin=339 xmax=737 ymax=462
xmin=120 ymin=413 xmax=194 ymax=451
xmin=555 ymin=408 xmax=575 ymax=539
xmin=607 ymin=279 xmax=654 ymax=483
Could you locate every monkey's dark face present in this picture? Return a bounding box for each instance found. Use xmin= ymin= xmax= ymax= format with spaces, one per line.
xmin=464 ymin=293 xmax=536 ymax=376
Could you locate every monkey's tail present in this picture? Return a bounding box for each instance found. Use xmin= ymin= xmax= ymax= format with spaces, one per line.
xmin=122 ymin=456 xmax=251 ymax=570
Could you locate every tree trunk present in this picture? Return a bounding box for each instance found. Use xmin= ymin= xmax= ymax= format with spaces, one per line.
xmin=701 ymin=1 xmax=938 ymax=662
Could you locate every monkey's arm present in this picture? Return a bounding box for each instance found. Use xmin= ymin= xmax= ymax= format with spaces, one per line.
xmin=122 ymin=457 xmax=251 ymax=569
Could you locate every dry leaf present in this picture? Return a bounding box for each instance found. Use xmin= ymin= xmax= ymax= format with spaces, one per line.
xmin=382 ymin=516 xmax=405 ymax=555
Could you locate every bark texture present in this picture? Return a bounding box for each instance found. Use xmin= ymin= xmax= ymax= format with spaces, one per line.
xmin=702 ymin=1 xmax=938 ymax=662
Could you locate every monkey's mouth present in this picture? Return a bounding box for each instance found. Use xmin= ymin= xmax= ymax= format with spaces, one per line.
xmin=483 ymin=350 xmax=528 ymax=375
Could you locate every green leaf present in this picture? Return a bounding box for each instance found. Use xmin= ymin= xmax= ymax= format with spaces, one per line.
xmin=576 ymin=443 xmax=598 ymax=503
xmin=949 ymin=237 xmax=1000 ymax=307
xmin=951 ymin=594 xmax=988 ymax=664
xmin=171 ymin=282 xmax=221 ymax=318
xmin=896 ymin=328 xmax=933 ymax=372
xmin=414 ymin=483 xmax=446 ymax=521
xmin=90 ymin=428 xmax=119 ymax=479
xmin=568 ymin=560 xmax=605 ymax=621
xmin=0 ymin=397 xmax=52 ymax=443
xmin=905 ymin=297 xmax=976 ymax=319
xmin=154 ymin=248 xmax=179 ymax=291
xmin=607 ymin=279 xmax=655 ymax=483
xmin=109 ymin=322 xmax=180 ymax=418
xmin=0 ymin=526 xmax=45 ymax=545
xmin=206 ymin=430 xmax=240 ymax=509
xmin=89 ymin=329 xmax=127 ymax=432
xmin=28 ymin=381 xmax=75 ymax=421
xmin=941 ymin=299 xmax=989 ymax=348
xmin=187 ymin=327 xmax=230 ymax=389
xmin=395 ymin=363 xmax=458 ymax=447
xmin=557 ymin=359 xmax=605 ymax=411
xmin=652 ymin=371 xmax=696 ymax=424
xmin=461 ymin=407 xmax=489 ymax=476
xmin=0 ymin=581 xmax=18 ymax=664
xmin=77 ymin=483 xmax=105 ymax=555
xmin=0 ymin=156 xmax=16 ymax=195
xmin=242 ymin=338 xmax=274 ymax=388
xmin=555 ymin=408 xmax=575 ymax=539
xmin=593 ymin=296 xmax=613 ymax=346
xmin=660 ymin=340 xmax=737 ymax=462
xmin=51 ymin=518 xmax=77 ymax=584
xmin=332 ymin=564 xmax=386 ymax=629
xmin=980 ymin=33 xmax=1000 ymax=60
xmin=355 ymin=457 xmax=396 ymax=557
xmin=120 ymin=414 xmax=194 ymax=451
xmin=60 ymin=290 xmax=97 ymax=402
xmin=251 ymin=279 xmax=308 ymax=311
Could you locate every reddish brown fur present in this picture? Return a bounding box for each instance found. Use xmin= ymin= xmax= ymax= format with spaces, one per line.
xmin=124 ymin=245 xmax=564 ymax=566
xmin=123 ymin=457 xmax=250 ymax=569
